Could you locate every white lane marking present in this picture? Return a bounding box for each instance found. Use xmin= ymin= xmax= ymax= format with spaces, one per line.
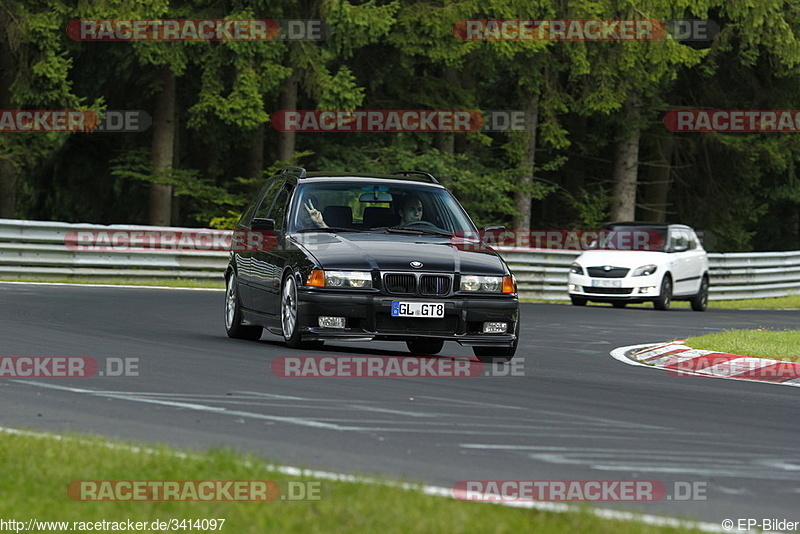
xmin=345 ymin=405 xmax=437 ymax=418
xmin=14 ymin=381 xmax=683 ymax=434
xmin=413 ymin=395 xmax=528 ymax=410
xmin=460 ymin=445 xmax=723 ymax=454
xmin=11 ymin=381 xmax=364 ymax=431
xmin=0 ymin=425 xmax=727 ymax=533
xmin=234 ymin=390 xmax=310 ymax=400
xmin=0 ymin=281 xmax=223 ymax=292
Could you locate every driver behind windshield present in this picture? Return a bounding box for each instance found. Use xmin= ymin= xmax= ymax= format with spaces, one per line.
xmin=397 ymin=194 xmax=423 ymax=226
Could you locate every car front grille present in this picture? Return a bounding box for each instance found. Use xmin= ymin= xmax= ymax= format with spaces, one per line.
xmin=583 ymin=286 xmax=633 ymax=295
xmin=384 ymin=274 xmax=416 ymax=294
xmin=375 ymin=314 xmax=458 ymax=333
xmin=383 ymin=273 xmax=451 ymax=296
xmin=419 ymin=275 xmax=451 ymax=296
xmin=586 ymin=266 xmax=630 ymax=278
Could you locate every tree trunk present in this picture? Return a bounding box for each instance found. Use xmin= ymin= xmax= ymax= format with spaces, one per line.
xmin=512 ymin=93 xmax=539 ymax=231
xmin=610 ymin=93 xmax=641 ymax=221
xmin=640 ymin=135 xmax=674 ymax=223
xmin=247 ymin=123 xmax=264 ymax=179
xmin=0 ymin=19 xmax=17 ymax=219
xmin=277 ymin=71 xmax=297 ymax=162
xmin=0 ymin=158 xmax=16 ymax=218
xmin=436 ymin=66 xmax=458 ymax=156
xmin=149 ymin=67 xmax=176 ymax=226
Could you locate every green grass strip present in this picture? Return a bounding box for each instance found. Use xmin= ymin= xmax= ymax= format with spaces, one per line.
xmin=686 ymin=329 xmax=800 ymax=362
xmin=0 ymin=429 xmax=708 ymax=534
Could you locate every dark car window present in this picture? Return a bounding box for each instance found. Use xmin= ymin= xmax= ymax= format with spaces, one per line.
xmin=253 ymin=180 xmax=282 ymax=221
xmin=268 ymin=185 xmax=291 ymax=232
xmin=239 ymin=179 xmax=278 ymax=227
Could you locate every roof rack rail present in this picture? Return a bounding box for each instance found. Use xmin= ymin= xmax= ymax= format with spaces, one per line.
xmin=279 ymin=166 xmax=307 ymax=179
xmin=390 ymin=170 xmax=439 ymax=184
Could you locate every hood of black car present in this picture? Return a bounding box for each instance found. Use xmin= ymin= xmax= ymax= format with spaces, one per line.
xmin=292 ymin=233 xmax=507 ymax=275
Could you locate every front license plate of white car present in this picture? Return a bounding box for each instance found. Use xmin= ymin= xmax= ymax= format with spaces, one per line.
xmin=592 ymin=279 xmax=622 ymax=288
xmin=391 ymin=301 xmax=445 ymax=318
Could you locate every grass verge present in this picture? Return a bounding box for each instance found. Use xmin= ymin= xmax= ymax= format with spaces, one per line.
xmin=685 ymin=329 xmax=800 ymax=362
xmin=0 ymin=429 xmax=707 ymax=534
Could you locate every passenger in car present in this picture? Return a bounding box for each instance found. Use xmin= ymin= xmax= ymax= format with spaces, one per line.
xmin=397 ymin=194 xmax=423 ymax=226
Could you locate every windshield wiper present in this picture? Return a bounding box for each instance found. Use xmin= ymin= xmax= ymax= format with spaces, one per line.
xmin=295 ymin=227 xmax=366 ymax=233
xmin=372 ymin=226 xmax=454 ymax=237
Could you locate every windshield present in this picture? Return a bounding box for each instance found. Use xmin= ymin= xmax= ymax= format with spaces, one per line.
xmin=289 ymin=182 xmax=478 ymax=235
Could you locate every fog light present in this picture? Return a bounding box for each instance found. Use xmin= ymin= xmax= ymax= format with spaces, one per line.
xmin=483 ymin=322 xmax=507 ymax=334
xmin=568 ymin=284 xmax=578 ymax=291
xmin=639 ymin=286 xmax=656 ymax=294
xmin=318 ymin=316 xmax=345 ymax=328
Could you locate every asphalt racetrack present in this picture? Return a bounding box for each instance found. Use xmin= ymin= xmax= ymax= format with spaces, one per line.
xmin=1 ymin=283 xmax=799 ymax=525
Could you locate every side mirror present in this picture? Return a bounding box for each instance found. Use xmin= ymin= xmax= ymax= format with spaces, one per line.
xmin=251 ymin=218 xmax=275 ymax=231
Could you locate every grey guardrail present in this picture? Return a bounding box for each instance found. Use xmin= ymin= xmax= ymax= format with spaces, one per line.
xmin=1 ymin=219 xmax=798 ymax=300
xmin=0 ymin=219 xmax=229 ymax=282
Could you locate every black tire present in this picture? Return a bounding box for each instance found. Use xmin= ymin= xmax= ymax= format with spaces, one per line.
xmin=691 ymin=275 xmax=709 ymax=312
xmin=472 ymin=321 xmax=519 ymax=363
xmin=281 ymin=273 xmax=302 ymax=348
xmin=570 ymin=296 xmax=587 ymax=306
xmin=653 ymin=275 xmax=672 ymax=311
xmin=612 ymin=301 xmax=627 ymax=309
xmin=406 ymin=339 xmax=444 ymax=355
xmin=225 ymin=272 xmax=263 ymax=341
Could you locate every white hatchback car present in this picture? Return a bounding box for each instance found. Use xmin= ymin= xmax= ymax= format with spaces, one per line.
xmin=567 ymin=223 xmax=709 ymax=311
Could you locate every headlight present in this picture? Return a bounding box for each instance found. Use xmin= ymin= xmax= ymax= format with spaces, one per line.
xmin=307 ymin=270 xmax=372 ymax=288
xmin=461 ymin=275 xmax=503 ymax=292
xmin=570 ymin=262 xmax=584 ymax=275
xmin=632 ymin=264 xmax=657 ymax=276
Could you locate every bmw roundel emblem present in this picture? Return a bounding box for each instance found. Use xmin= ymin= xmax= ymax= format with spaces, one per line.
xmin=410 ymin=261 xmax=423 ymax=268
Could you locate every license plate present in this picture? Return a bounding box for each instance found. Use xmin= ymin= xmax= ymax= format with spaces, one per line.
xmin=592 ymin=279 xmax=621 ymax=288
xmin=391 ymin=301 xmax=445 ymax=318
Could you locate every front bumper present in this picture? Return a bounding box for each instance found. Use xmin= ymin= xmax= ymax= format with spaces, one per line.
xmin=296 ymin=288 xmax=519 ymax=346
xmin=567 ymin=273 xmax=661 ymax=302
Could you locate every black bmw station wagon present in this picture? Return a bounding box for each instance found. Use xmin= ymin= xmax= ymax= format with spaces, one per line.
xmin=224 ymin=167 xmax=519 ymax=362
